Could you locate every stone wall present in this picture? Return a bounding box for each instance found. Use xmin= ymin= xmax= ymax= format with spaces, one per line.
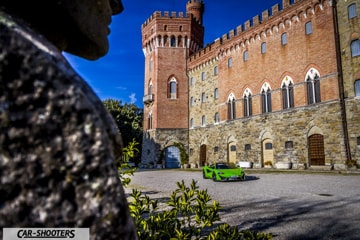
xmin=189 ymin=100 xmax=347 ymax=169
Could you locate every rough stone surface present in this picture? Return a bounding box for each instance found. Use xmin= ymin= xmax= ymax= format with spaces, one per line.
xmin=0 ymin=11 xmax=137 ymax=239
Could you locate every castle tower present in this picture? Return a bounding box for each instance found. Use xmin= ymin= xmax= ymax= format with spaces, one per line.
xmin=141 ymin=1 xmax=205 ymax=168
xmin=186 ymin=0 xmax=205 ymax=24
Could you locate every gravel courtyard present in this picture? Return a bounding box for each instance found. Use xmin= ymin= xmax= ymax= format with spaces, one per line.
xmin=125 ymin=169 xmax=360 ymax=240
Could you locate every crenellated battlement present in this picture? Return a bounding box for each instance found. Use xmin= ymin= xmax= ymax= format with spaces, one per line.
xmin=142 ymin=11 xmax=193 ymax=28
xmin=188 ymin=0 xmax=331 ymax=67
xmin=209 ymin=0 xmax=306 ymax=45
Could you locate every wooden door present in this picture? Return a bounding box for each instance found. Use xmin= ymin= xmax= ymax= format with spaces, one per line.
xmin=309 ymin=134 xmax=325 ymax=166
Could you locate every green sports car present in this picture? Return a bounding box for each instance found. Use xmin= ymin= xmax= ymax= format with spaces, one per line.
xmin=203 ymin=162 xmax=245 ymax=181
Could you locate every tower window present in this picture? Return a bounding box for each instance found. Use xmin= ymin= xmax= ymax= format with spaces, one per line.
xmin=261 ymin=42 xmax=266 ymax=54
xmin=201 ymin=92 xmax=206 ymax=103
xmin=168 ymin=77 xmax=178 ymax=99
xmin=351 ymin=40 xmax=360 ymax=57
xmin=201 ymin=72 xmax=206 ymax=81
xmin=148 ymin=113 xmax=153 ymax=130
xmin=148 ymin=82 xmax=153 ymax=95
xmin=355 ymin=80 xmax=360 ymax=96
xmin=348 ymin=3 xmax=357 ymax=19
xmin=202 ymin=115 xmax=206 ymax=126
xmin=243 ymin=51 xmax=249 ymax=62
xmin=215 ymin=112 xmax=219 ymax=123
xmin=305 ymin=21 xmax=312 ymax=35
xmin=171 ymin=36 xmax=176 ymax=47
xmin=281 ymin=33 xmax=288 ymax=45
xmin=214 ymin=66 xmax=218 ymax=75
xmin=228 ymin=58 xmax=233 ymax=68
xmin=214 ymin=88 xmax=219 ymax=99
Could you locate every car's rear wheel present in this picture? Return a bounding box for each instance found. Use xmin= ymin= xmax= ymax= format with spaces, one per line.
xmin=241 ymin=174 xmax=246 ymax=181
xmin=203 ymin=170 xmax=206 ymax=179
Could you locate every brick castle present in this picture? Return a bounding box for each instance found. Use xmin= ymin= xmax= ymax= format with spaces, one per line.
xmin=140 ymin=0 xmax=360 ymax=170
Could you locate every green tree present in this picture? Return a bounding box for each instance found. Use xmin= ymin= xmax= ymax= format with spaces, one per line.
xmin=103 ymin=99 xmax=143 ymax=164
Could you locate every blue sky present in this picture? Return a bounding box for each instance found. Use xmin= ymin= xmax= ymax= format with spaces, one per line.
xmin=64 ymin=0 xmax=281 ymax=107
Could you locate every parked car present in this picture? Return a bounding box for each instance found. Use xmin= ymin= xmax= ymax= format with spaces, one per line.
xmin=203 ymin=162 xmax=246 ymax=181
xmin=236 ymin=161 xmax=253 ymax=168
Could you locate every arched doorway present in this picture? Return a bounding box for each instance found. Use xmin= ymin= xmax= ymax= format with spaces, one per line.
xmin=200 ymin=144 xmax=207 ymax=167
xmin=165 ymin=146 xmax=181 ymax=168
xmin=227 ymin=142 xmax=237 ymax=164
xmin=262 ymin=139 xmax=274 ymax=166
xmin=308 ymin=134 xmax=325 ymax=166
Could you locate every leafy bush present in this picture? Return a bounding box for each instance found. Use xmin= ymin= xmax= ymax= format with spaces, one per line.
xmin=118 ymin=138 xmax=138 ymax=187
xmin=129 ymin=180 xmax=272 ymax=240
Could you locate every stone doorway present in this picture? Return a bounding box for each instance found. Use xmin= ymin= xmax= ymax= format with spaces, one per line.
xmin=262 ymin=139 xmax=274 ymax=166
xmin=308 ymin=134 xmax=325 ymax=166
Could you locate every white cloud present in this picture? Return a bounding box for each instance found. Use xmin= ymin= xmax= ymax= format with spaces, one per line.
xmin=129 ymin=93 xmax=137 ymax=104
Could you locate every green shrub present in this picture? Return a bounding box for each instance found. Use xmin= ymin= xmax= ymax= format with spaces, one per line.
xmin=129 ymin=180 xmax=272 ymax=240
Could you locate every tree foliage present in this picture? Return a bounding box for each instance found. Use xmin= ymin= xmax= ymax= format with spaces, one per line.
xmin=102 ymin=99 xmax=143 ymax=164
xmin=118 ymin=138 xmax=139 ymax=187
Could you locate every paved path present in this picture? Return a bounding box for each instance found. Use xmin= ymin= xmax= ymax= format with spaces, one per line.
xmin=125 ymin=169 xmax=360 ymax=240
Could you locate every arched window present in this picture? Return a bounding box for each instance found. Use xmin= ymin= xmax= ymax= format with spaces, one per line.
xmin=261 ymin=42 xmax=266 ymax=54
xmin=190 ymin=77 xmax=194 ymax=86
xmin=214 ymin=88 xmax=219 ymax=99
xmin=190 ymin=118 xmax=194 ymax=128
xmin=228 ymin=57 xmax=233 ymax=68
xmin=214 ymin=66 xmax=218 ymax=75
xmin=201 ymin=92 xmax=206 ymax=103
xmin=148 ymin=81 xmax=153 ymax=95
xmin=261 ymin=83 xmax=272 ymax=113
xmin=306 ymin=68 xmax=321 ymax=104
xmin=190 ymin=97 xmax=194 ymax=106
xmin=355 ymin=79 xmax=360 ymax=96
xmin=201 ymin=72 xmax=206 ymax=81
xmin=243 ymin=51 xmax=249 ymax=62
xmin=148 ymin=112 xmax=153 ymax=130
xmin=168 ymin=77 xmax=177 ymax=99
xmin=281 ymin=76 xmax=294 ymax=109
xmin=171 ymin=36 xmax=176 ymax=47
xmin=227 ymin=94 xmax=236 ymax=120
xmin=214 ymin=112 xmax=220 ymax=123
xmin=202 ymin=115 xmax=206 ymax=126
xmin=243 ymin=88 xmax=252 ymax=117
xmin=351 ymin=40 xmax=360 ymax=57
xmin=163 ymin=35 xmax=168 ymax=47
